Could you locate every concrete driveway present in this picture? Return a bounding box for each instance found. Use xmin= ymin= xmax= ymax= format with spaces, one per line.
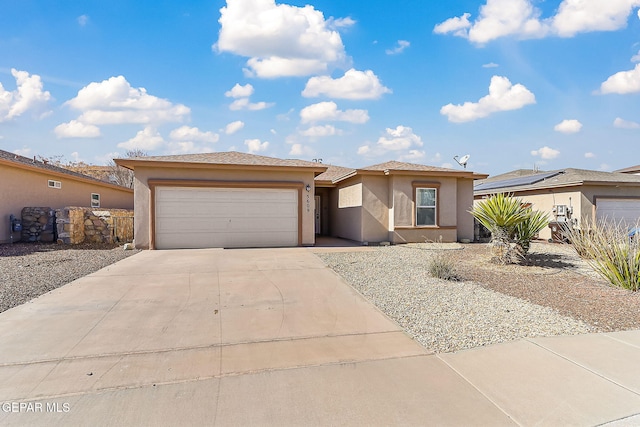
xmin=1 ymin=248 xmax=640 ymax=426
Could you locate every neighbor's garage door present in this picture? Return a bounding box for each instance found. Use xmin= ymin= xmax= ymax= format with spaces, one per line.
xmin=155 ymin=187 xmax=298 ymax=249
xmin=596 ymin=198 xmax=640 ymax=226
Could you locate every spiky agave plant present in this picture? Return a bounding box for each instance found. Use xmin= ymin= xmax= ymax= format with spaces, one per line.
xmin=470 ymin=193 xmax=530 ymax=264
xmin=514 ymin=209 xmax=551 ymax=255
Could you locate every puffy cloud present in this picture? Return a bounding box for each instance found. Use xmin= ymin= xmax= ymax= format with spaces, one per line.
xmin=614 ymin=117 xmax=640 ymax=128
xmin=65 ymin=76 xmax=189 ymax=125
xmin=229 ymin=98 xmax=273 ymax=111
xmin=584 ymin=152 xmax=596 ymax=158
xmin=215 ymin=0 xmax=347 ymax=78
xmin=434 ymin=0 xmax=640 ymax=44
xmin=77 ymin=15 xmax=89 ymax=26
xmin=169 ymin=125 xmax=219 ymax=143
xmin=299 ymin=124 xmax=342 ymax=137
xmin=327 ymin=16 xmax=356 ymax=29
xmin=600 ymin=64 xmax=640 ymax=94
xmin=302 ymin=69 xmax=391 ymax=100
xmin=0 ymin=68 xmax=52 ymax=122
xmin=440 ymin=75 xmax=535 ymax=122
xmin=554 ymin=119 xmax=582 ymax=133
xmin=398 ymin=150 xmax=426 ymax=162
xmin=244 ymin=138 xmax=269 ymax=153
xmin=54 ymin=120 xmax=101 ymax=138
xmin=224 ymin=120 xmax=245 ymax=134
xmin=289 ymin=143 xmax=315 ymax=156
xmin=632 ymin=50 xmax=640 ymax=62
xmin=358 ymin=126 xmax=424 ymax=157
xmin=385 ymin=40 xmax=410 ymax=55
xmin=166 ymin=141 xmax=214 ymax=155
xmin=482 ymin=62 xmax=499 ymax=68
xmin=117 ymin=126 xmax=165 ymax=151
xmin=531 ymin=146 xmax=560 ymax=160
xmin=300 ymin=101 xmax=369 ymax=124
xmin=225 ymin=83 xmax=254 ymax=98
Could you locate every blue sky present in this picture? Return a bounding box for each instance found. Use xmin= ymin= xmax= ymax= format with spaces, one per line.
xmin=1 ymin=0 xmax=640 ymax=176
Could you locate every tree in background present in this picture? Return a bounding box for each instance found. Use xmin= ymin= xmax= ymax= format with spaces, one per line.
xmin=107 ymin=149 xmax=146 ymax=189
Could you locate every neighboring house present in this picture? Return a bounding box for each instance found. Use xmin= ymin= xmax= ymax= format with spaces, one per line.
xmin=474 ymin=168 xmax=640 ymax=241
xmin=0 ymin=149 xmax=134 ymax=244
xmin=116 ymin=152 xmax=487 ymax=249
xmin=615 ymin=165 xmax=640 ymax=175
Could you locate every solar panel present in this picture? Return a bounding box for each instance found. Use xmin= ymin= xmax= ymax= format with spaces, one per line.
xmin=474 ymin=171 xmax=562 ymax=192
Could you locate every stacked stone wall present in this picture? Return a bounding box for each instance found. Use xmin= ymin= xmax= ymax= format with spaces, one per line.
xmin=20 ymin=207 xmax=56 ymax=243
xmin=56 ymin=207 xmax=134 ymax=244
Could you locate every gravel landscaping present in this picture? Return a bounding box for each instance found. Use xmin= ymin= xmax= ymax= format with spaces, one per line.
xmin=317 ymin=242 xmax=640 ymax=353
xmin=0 ymin=243 xmax=140 ymax=313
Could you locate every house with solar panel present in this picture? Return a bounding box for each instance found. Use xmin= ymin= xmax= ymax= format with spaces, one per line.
xmin=473 ymin=168 xmax=640 ymax=241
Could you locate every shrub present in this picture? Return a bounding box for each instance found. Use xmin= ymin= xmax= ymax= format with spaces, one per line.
xmin=427 ymin=250 xmax=459 ymax=281
xmin=563 ymin=219 xmax=640 ymax=291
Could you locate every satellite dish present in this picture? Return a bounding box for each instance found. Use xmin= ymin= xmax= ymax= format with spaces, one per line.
xmin=454 ymin=154 xmax=470 ymax=169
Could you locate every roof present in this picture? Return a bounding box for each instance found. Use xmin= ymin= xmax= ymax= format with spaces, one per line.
xmin=0 ymin=149 xmax=131 ymax=191
xmin=359 ymin=160 xmax=463 ymax=173
xmin=475 ymin=168 xmax=640 ymax=195
xmin=614 ymin=165 xmax=640 ymax=174
xmin=314 ymin=165 xmax=355 ymax=184
xmin=116 ymin=151 xmax=328 ymax=172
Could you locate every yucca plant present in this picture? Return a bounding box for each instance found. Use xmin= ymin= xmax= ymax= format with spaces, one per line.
xmin=563 ymin=219 xmax=640 ymax=291
xmin=470 ymin=193 xmax=549 ymax=264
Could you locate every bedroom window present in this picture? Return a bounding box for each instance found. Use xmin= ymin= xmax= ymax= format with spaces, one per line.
xmin=416 ymin=188 xmax=437 ymax=226
xmin=91 ymin=193 xmax=100 ymax=208
xmin=48 ymin=180 xmax=62 ymax=189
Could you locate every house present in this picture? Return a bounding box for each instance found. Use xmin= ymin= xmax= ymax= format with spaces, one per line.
xmin=115 ymin=152 xmax=487 ymax=249
xmin=0 ymin=149 xmax=134 ymax=244
xmin=474 ymin=168 xmax=640 ymax=241
xmin=615 ymin=165 xmax=640 ymax=175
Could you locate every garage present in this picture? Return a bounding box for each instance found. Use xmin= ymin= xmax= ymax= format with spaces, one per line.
xmin=596 ymin=198 xmax=640 ymax=227
xmin=155 ymin=186 xmax=299 ymax=249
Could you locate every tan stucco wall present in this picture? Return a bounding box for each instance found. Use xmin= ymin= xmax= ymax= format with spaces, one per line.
xmin=361 ymin=176 xmax=390 ymax=243
xmin=329 ymin=176 xmax=363 ymax=242
xmin=1 ymin=163 xmax=133 ymax=243
xmin=132 ymin=166 xmax=317 ymax=249
xmin=456 ymin=178 xmax=475 ymax=241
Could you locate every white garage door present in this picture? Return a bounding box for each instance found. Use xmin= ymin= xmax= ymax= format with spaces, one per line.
xmin=596 ymin=198 xmax=640 ymax=227
xmin=155 ymin=187 xmax=298 ymax=249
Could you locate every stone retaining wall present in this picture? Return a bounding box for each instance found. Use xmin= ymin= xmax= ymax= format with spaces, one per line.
xmin=21 ymin=207 xmax=56 ymax=243
xmin=55 ymin=207 xmax=134 ymax=244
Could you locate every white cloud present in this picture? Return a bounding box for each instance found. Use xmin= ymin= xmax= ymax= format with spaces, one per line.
xmin=66 ymin=75 xmax=189 ymax=125
xmin=225 ymin=83 xmax=254 ymax=98
xmin=398 ymin=150 xmax=425 ymax=162
xmin=385 ymin=40 xmax=410 ymax=55
xmin=632 ymin=50 xmax=640 ymax=62
xmin=584 ymin=152 xmax=596 ymax=158
xmin=0 ymin=68 xmax=52 ymax=122
xmin=229 ymin=98 xmax=273 ymax=111
xmin=531 ymin=146 xmax=560 ymax=160
xmin=166 ymin=141 xmax=214 ymax=155
xmin=117 ymin=126 xmax=165 ymax=151
xmin=599 ymin=163 xmax=612 ymax=171
xmin=614 ymin=117 xmax=640 ymax=128
xmin=13 ymin=147 xmax=31 ymax=157
xmin=358 ymin=125 xmax=424 ymax=157
xmin=302 ymin=69 xmax=391 ymax=100
xmin=169 ymin=125 xmax=219 ymax=143
xmin=440 ymin=75 xmax=535 ymax=122
xmin=327 ymin=16 xmax=356 ymax=29
xmin=215 ymin=0 xmax=347 ymax=78
xmin=289 ymin=143 xmax=315 ymax=156
xmin=300 ymin=124 xmax=342 ymax=137
xmin=300 ymin=101 xmax=369 ymax=124
xmin=77 ymin=15 xmax=89 ymax=26
xmin=434 ymin=0 xmax=640 ymax=44
xmin=554 ymin=119 xmax=582 ymax=133
xmin=600 ymin=63 xmax=640 ymax=94
xmin=54 ymin=120 xmax=101 ymax=138
xmin=244 ymin=138 xmax=269 ymax=153
xmin=224 ymin=120 xmax=245 ymax=134
xmin=482 ymin=62 xmax=499 ymax=68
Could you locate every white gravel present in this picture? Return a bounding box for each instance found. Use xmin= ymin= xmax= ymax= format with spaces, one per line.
xmin=317 ymin=245 xmax=596 ymax=353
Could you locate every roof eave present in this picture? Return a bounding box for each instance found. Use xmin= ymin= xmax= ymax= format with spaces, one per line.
xmin=114 ymin=159 xmax=327 ymax=174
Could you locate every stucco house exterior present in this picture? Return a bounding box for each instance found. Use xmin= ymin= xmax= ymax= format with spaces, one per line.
xmin=0 ymin=149 xmax=134 ymax=244
xmin=116 ymin=152 xmax=487 ymax=249
xmin=474 ymin=168 xmax=640 ymax=241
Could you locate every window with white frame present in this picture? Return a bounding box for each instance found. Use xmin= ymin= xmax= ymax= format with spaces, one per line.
xmin=48 ymin=179 xmax=62 ymax=189
xmin=416 ymin=187 xmax=437 ymax=226
xmin=91 ymin=193 xmax=100 ymax=208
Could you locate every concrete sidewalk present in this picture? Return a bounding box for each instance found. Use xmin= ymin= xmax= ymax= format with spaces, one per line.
xmin=0 ymin=248 xmax=640 ymax=426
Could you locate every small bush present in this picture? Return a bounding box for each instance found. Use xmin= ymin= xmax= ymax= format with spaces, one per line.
xmin=428 ymin=251 xmax=459 ymax=281
xmin=563 ymin=219 xmax=640 ymax=291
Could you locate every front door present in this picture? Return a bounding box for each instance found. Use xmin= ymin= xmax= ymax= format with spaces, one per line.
xmin=314 ymin=195 xmax=321 ymax=234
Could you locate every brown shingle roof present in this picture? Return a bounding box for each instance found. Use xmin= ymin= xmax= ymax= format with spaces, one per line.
xmin=614 ymin=165 xmax=640 ymax=174
xmin=359 ymin=160 xmax=462 ymax=173
xmin=314 ymin=165 xmax=355 ymax=183
xmin=121 ymin=151 xmax=327 ymax=169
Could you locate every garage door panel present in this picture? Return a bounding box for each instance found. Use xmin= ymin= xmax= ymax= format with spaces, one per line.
xmin=596 ymin=199 xmax=640 ymax=226
xmin=155 ymin=187 xmax=299 ymax=249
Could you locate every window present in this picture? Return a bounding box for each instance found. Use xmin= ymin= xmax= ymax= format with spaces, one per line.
xmin=48 ymin=180 xmax=62 ymax=189
xmin=91 ymin=193 xmax=100 ymax=208
xmin=416 ymin=188 xmax=436 ymax=226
